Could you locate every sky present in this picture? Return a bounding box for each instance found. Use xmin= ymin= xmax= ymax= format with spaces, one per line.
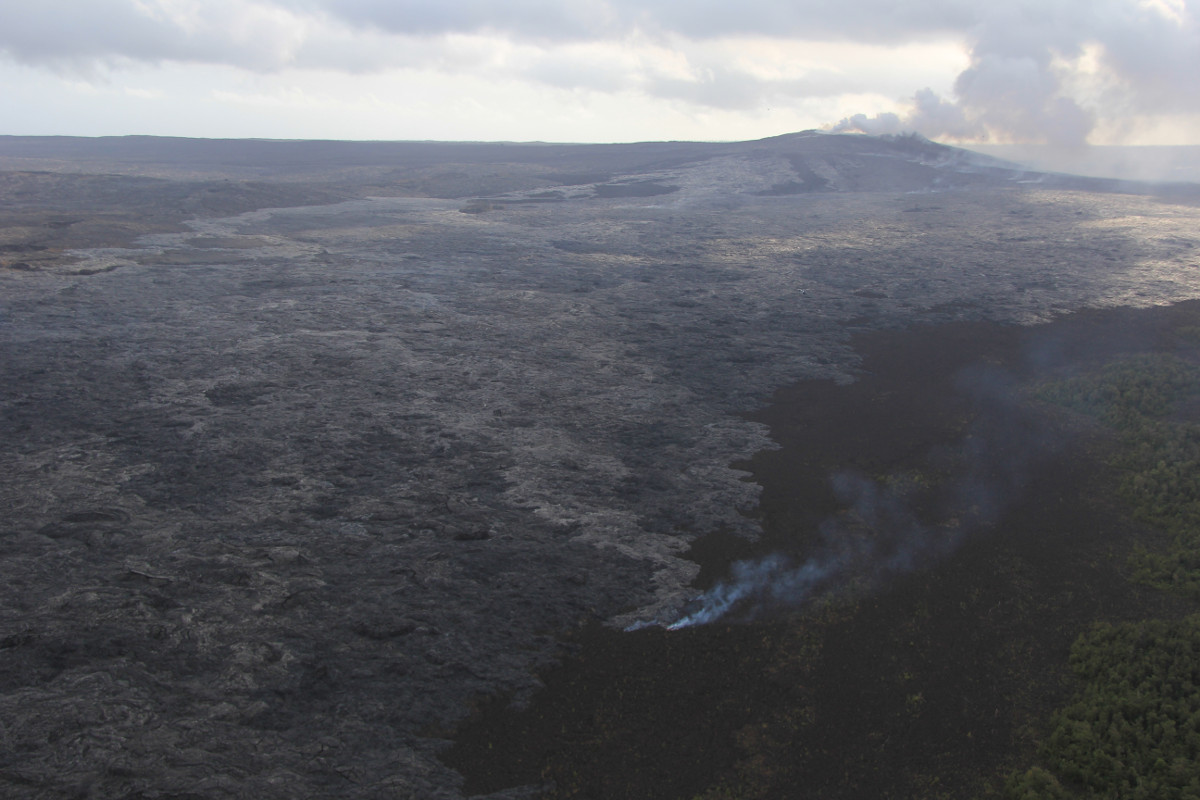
xmin=1 ymin=0 xmax=1198 ymax=145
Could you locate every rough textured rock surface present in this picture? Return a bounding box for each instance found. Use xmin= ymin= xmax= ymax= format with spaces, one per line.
xmin=2 ymin=132 xmax=1200 ymax=798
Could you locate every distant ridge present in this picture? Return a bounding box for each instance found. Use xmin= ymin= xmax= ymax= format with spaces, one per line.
xmin=1 ymin=133 xmax=1194 ymax=200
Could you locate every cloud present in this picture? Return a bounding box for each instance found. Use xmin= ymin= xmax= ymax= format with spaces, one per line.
xmin=0 ymin=1 xmax=1197 ymax=144
xmin=831 ymin=0 xmax=1198 ymax=144
xmin=284 ymin=0 xmax=623 ymax=41
xmin=0 ymin=0 xmax=320 ymax=72
xmin=268 ymin=0 xmax=972 ymax=43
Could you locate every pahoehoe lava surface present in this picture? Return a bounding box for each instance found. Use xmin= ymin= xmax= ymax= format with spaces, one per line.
xmin=2 ymin=132 xmax=1200 ymax=798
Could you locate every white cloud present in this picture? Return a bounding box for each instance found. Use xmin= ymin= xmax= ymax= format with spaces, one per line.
xmin=0 ymin=0 xmax=1197 ymax=144
xmin=123 ymin=86 xmax=164 ymax=99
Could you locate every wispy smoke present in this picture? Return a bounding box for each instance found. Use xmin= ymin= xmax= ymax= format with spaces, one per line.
xmin=644 ymin=364 xmax=1051 ymax=630
xmin=664 ymin=471 xmax=960 ymax=629
xmin=832 ymin=88 xmax=983 ymax=140
xmin=833 ymin=63 xmax=1094 ymax=147
xmin=667 ymin=554 xmax=829 ymax=629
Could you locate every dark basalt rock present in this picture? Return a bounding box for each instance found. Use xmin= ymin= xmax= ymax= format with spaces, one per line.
xmin=1 ymin=133 xmax=1199 ymax=798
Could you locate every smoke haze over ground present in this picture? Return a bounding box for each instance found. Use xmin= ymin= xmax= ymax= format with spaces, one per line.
xmin=963 ymin=144 xmax=1200 ymax=184
xmin=664 ymin=363 xmax=1054 ymax=629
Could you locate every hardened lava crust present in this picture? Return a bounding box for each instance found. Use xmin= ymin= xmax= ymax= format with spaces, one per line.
xmin=2 ymin=133 xmax=1200 ymax=797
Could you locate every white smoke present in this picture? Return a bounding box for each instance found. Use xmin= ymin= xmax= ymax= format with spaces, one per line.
xmin=667 ymin=554 xmax=827 ymax=629
xmin=832 ymin=2 xmax=1199 ymax=145
xmin=639 ymin=364 xmax=1051 ymax=631
xmin=833 ymin=89 xmax=982 ymax=139
xmin=663 ymin=471 xmax=960 ymax=629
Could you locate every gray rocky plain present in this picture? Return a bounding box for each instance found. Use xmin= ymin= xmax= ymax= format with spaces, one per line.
xmin=2 ymin=132 xmax=1200 ymax=798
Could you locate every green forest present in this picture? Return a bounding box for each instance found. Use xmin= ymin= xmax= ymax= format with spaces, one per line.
xmin=1011 ymin=335 xmax=1200 ymax=798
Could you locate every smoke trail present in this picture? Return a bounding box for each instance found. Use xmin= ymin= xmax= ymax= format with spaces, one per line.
xmin=668 ymin=554 xmax=824 ymax=629
xmin=642 ymin=364 xmax=1052 ymax=631
xmin=664 ymin=470 xmax=956 ymax=629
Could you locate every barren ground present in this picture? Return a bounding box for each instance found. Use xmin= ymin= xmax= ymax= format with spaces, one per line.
xmin=2 ymin=133 xmax=1200 ymax=798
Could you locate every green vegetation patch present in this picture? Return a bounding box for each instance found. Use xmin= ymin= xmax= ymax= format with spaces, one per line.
xmin=1036 ymin=353 xmax=1200 ymax=596
xmin=1036 ymin=353 xmax=1200 ymax=425
xmin=1035 ymin=617 xmax=1200 ymax=799
xmin=1011 ymin=339 xmax=1200 ymax=798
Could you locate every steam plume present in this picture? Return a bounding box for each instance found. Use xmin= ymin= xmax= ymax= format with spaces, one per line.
xmin=833 ymin=3 xmax=1198 ymax=146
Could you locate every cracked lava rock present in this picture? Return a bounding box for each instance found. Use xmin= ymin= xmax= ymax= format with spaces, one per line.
xmin=2 ymin=132 xmax=1200 ymax=798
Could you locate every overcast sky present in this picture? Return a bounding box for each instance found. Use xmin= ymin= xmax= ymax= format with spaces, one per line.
xmin=1 ymin=0 xmax=1197 ymax=144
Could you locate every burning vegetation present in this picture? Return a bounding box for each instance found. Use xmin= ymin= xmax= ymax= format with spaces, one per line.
xmin=449 ymin=300 xmax=1200 ymax=799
